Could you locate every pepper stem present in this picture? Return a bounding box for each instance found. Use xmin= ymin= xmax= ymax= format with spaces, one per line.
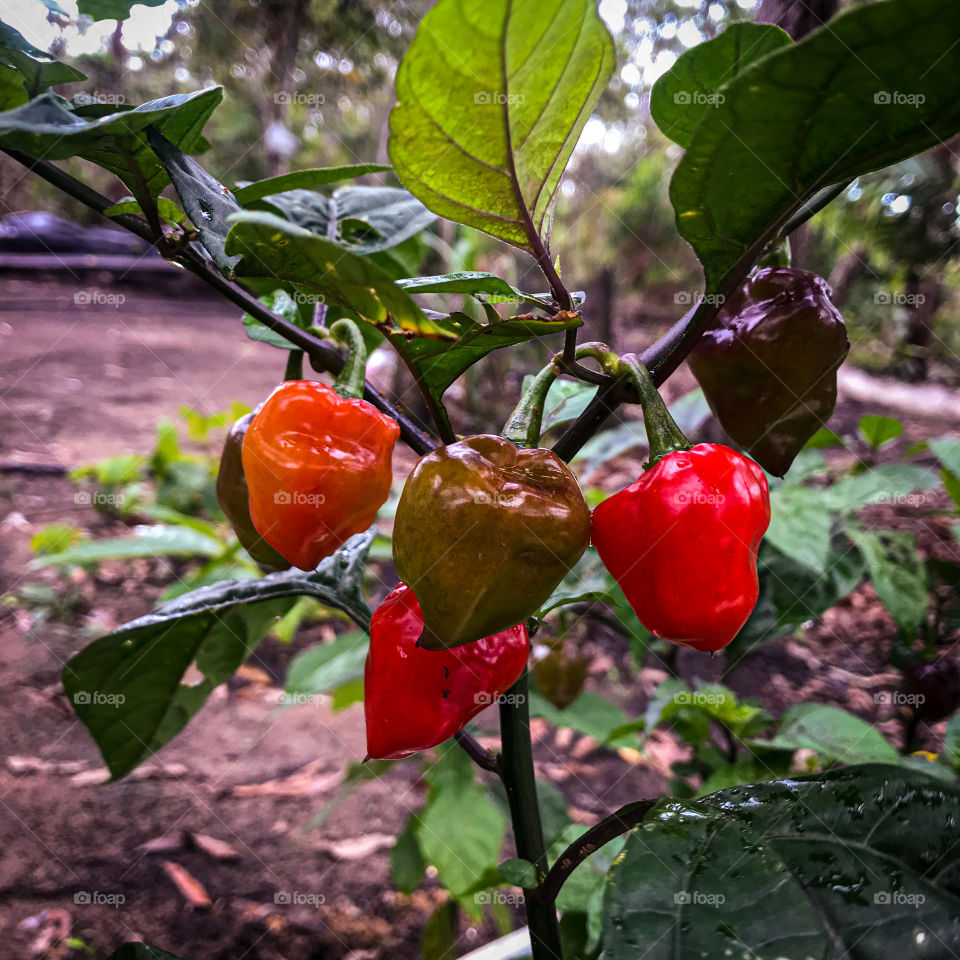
xmin=502 ymin=342 xmax=620 ymax=449
xmin=283 ymin=349 xmax=304 ymax=381
xmin=329 ymin=318 xmax=368 ymax=400
xmin=616 ymin=353 xmax=691 ymax=467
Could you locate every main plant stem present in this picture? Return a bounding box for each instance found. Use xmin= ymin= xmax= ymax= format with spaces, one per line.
xmin=499 ymin=671 xmax=562 ymax=960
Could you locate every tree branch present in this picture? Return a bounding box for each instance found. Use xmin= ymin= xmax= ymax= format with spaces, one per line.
xmin=3 ymin=149 xmax=438 ymax=456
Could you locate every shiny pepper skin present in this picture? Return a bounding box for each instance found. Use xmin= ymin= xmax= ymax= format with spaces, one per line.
xmin=393 ymin=435 xmax=591 ymax=649
xmin=688 ymin=268 xmax=849 ymax=478
xmin=364 ymin=583 xmax=529 ymax=760
xmin=242 ymin=380 xmax=400 ymax=571
xmin=216 ymin=413 xmax=290 ymax=572
xmin=592 ymin=444 xmax=770 ymax=653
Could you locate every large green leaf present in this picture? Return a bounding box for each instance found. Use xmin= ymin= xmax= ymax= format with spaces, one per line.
xmin=147 ymin=128 xmax=241 ymax=273
xmin=416 ymin=783 xmax=505 ymax=896
xmin=31 ymin=524 xmax=223 ymax=566
xmin=750 ymin=704 xmax=899 ymax=765
xmin=650 ymin=23 xmax=791 ymax=149
xmin=0 ymin=19 xmax=84 ymax=106
xmin=765 ymin=485 xmax=833 ymax=573
xmin=233 ymin=164 xmax=391 ymax=204
xmin=603 ymin=765 xmax=960 ymax=960
xmin=670 ymin=0 xmax=960 ymax=293
xmin=285 ymin=631 xmax=369 ymax=697
xmin=63 ymin=531 xmax=373 ymax=779
xmin=225 ymin=211 xmax=435 ymax=334
xmin=389 ymin=0 xmax=614 ymax=251
xmin=253 ymin=185 xmax=435 ymax=254
xmin=0 ymin=87 xmax=221 ymax=197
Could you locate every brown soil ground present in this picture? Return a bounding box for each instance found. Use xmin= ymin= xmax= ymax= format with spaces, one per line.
xmin=1 ymin=277 xmax=957 ymax=960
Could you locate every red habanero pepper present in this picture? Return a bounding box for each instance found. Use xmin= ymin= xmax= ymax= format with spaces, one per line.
xmin=364 ymin=583 xmax=529 ymax=760
xmin=242 ymin=320 xmax=399 ymax=571
xmin=591 ymin=355 xmax=770 ymax=653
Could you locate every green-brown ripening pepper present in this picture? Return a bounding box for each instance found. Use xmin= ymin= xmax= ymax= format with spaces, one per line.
xmin=216 ymin=413 xmax=290 ymax=573
xmin=688 ymin=268 xmax=849 ymax=477
xmin=393 ymin=435 xmax=591 ymax=650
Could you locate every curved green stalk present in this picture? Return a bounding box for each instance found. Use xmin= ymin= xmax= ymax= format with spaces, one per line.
xmin=617 ymin=353 xmax=691 ymax=466
xmin=330 ymin=319 xmax=368 ymax=400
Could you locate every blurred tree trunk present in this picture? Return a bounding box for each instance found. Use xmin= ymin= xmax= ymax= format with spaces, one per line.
xmin=899 ymin=267 xmax=943 ymax=382
xmin=589 ymin=265 xmax=615 ymax=345
xmin=827 ymin=244 xmax=868 ymax=308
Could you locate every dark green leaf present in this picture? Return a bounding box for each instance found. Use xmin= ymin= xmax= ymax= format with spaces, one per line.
xmin=103 ymin=196 xmax=186 ymax=225
xmin=148 ymin=128 xmax=240 ymax=273
xmin=750 ymin=703 xmax=899 ymax=765
xmin=0 ymin=87 xmax=221 ymax=198
xmin=421 ymin=901 xmax=458 ymax=960
xmin=651 ymin=23 xmax=791 ymax=148
xmin=498 ymin=858 xmax=538 ymax=889
xmin=226 ymin=211 xmax=436 ymax=334
xmin=603 ymin=765 xmax=960 ymax=960
xmin=537 ymin=777 xmax=571 ymax=847
xmin=234 ymin=164 xmax=390 ymax=204
xmin=392 ymin=814 xmax=426 ymax=894
xmin=389 ymin=0 xmax=614 ymax=251
xmin=530 ymin=691 xmax=635 ymax=748
xmin=63 ymin=531 xmax=373 ymax=779
xmin=765 ymin=485 xmax=832 ymax=573
xmin=0 ymin=20 xmax=84 ymax=103
xmin=285 ymin=631 xmax=369 ymax=697
xmin=849 ymin=526 xmax=927 ymax=638
xmin=804 ymin=427 xmax=845 ymax=449
xmin=256 ymin=185 xmax=435 ymax=254
xmin=78 ymin=0 xmax=165 ymax=21
xmin=942 ymin=469 xmax=960 ymax=511
xmin=859 ymin=414 xmax=903 ymax=448
xmin=670 ymin=0 xmax=960 ymax=293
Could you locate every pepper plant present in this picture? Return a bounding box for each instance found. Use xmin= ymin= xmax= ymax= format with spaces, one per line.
xmin=4 ymin=0 xmax=960 ymax=957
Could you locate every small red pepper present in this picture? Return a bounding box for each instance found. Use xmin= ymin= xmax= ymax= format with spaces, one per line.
xmin=364 ymin=583 xmax=529 ymax=760
xmin=592 ymin=443 xmax=770 ymax=652
xmin=242 ymin=378 xmax=399 ymax=571
xmin=590 ymin=353 xmax=770 ymax=653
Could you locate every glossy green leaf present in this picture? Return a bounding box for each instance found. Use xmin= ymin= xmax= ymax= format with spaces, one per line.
xmin=148 ymin=128 xmax=241 ymax=273
xmin=0 ymin=20 xmax=84 ymax=103
xmin=241 ymin=287 xmax=314 ymax=351
xmin=389 ymin=0 xmax=614 ymax=251
xmin=78 ymin=0 xmax=165 ymax=21
xmin=234 ymin=164 xmax=390 ymax=204
xmin=849 ymin=526 xmax=927 ymax=639
xmin=103 ymin=195 xmax=186 ymax=225
xmin=417 ymin=782 xmax=505 ymax=896
xmin=750 ymin=703 xmax=899 ymax=765
xmin=285 ymin=631 xmax=369 ymax=697
xmin=0 ymin=87 xmax=221 ymax=197
xmin=254 ymin=185 xmax=435 ymax=254
xmin=63 ymin=531 xmax=373 ymax=779
xmin=226 ymin=211 xmax=435 ymax=334
xmin=603 ymin=765 xmax=960 ymax=960
xmin=670 ymin=0 xmax=960 ymax=293
xmin=651 ymin=23 xmax=791 ymax=149
xmin=397 ymin=272 xmax=520 ymax=298
xmin=859 ymin=414 xmax=903 ymax=448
